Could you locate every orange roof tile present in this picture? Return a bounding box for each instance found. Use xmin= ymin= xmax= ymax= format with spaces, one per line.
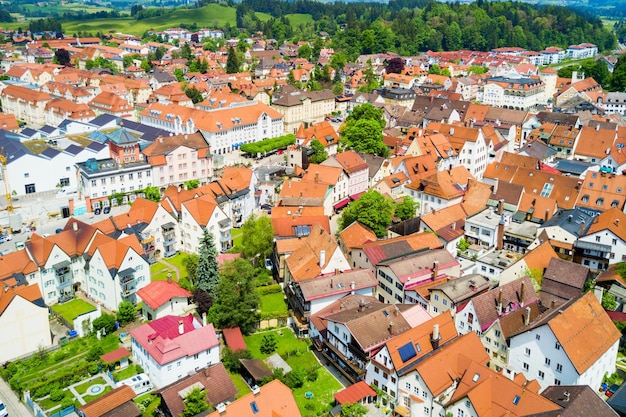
xmin=0 ymin=284 xmax=43 ymax=315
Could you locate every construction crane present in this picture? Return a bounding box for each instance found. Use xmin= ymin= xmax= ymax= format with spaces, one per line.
xmin=0 ymin=147 xmax=13 ymax=215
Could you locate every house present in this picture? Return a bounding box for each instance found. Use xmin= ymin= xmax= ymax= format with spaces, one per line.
xmin=156 ymin=363 xmax=237 ymax=417
xmin=507 ymin=292 xmax=620 ymax=391
xmin=271 ymin=86 xmax=336 ymax=134
xmin=1 ymin=84 xmax=52 ymax=125
xmin=180 ymin=194 xmax=232 ymax=253
xmin=334 ymin=381 xmax=377 ymax=407
xmin=142 ymin=132 xmax=213 ymax=189
xmin=529 ymin=208 xmax=593 ymax=262
xmin=376 ymin=249 xmax=460 ymax=304
xmin=130 ymin=314 xmax=220 ymax=388
xmin=321 ymin=151 xmax=370 ymax=201
xmin=286 ymin=268 xmax=377 ymax=327
xmin=575 ymin=171 xmax=626 ymax=217
xmin=295 ymin=121 xmax=340 ymax=156
xmin=455 ymin=276 xmax=538 ymax=336
xmin=499 ymin=241 xmax=559 ymax=285
xmin=407 ymin=166 xmax=475 ymax=216
xmin=477 ymin=74 xmax=546 ymax=110
xmin=535 ymin=385 xmax=619 ymax=417
xmin=278 ymin=179 xmax=333 ymax=216
xmin=136 ymin=278 xmax=193 ymax=321
xmin=78 ymin=385 xmax=140 ymax=417
xmin=428 ymin=274 xmax=490 ymax=317
xmin=0 ymin=284 xmax=51 ymax=363
xmin=539 ymin=257 xmax=591 ymax=308
xmin=574 ymin=208 xmax=626 ymax=271
xmin=572 ymin=126 xmax=617 ymax=164
xmin=206 ymin=380 xmax=301 ymax=417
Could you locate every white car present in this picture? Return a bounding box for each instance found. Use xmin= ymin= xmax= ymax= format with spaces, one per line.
xmin=0 ymin=399 xmax=8 ymax=417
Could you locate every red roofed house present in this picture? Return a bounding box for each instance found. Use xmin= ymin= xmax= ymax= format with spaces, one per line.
xmin=136 ymin=278 xmax=193 ymax=321
xmin=222 ymin=327 xmax=247 ymax=352
xmin=78 ymin=385 xmax=140 ymax=417
xmin=130 ymin=314 xmax=220 ymax=388
xmin=0 ymin=284 xmax=51 ymax=363
xmin=334 ymin=381 xmax=376 ymax=405
xmin=100 ymin=347 xmax=131 ymax=370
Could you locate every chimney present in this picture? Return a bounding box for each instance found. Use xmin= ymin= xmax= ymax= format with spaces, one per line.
xmin=431 ymin=323 xmax=441 ymax=349
xmin=579 ymin=220 xmax=586 ymax=237
xmin=350 ymin=281 xmax=356 ymax=290
xmin=492 ymin=179 xmax=499 ymax=195
xmin=216 ymin=403 xmax=227 ymax=414
xmin=388 ymin=321 xmax=395 ymax=335
xmin=319 ymin=250 xmax=326 ymax=267
xmin=432 ymin=260 xmax=440 ymax=279
xmin=202 ymin=312 xmax=207 ymax=327
xmin=498 ymin=288 xmax=504 ymax=315
xmin=73 ymin=222 xmax=78 ymax=232
xmin=524 ymin=306 xmax=531 ymax=326
xmin=167 ymin=272 xmax=172 ymax=283
xmin=563 ymin=391 xmax=570 ymax=402
xmin=330 ymin=278 xmax=333 ymax=288
xmin=204 ymin=368 xmax=210 ymax=378
xmin=520 ymin=281 xmax=525 ymax=307
xmin=497 ymin=199 xmax=504 ymax=215
xmin=159 ymin=136 xmax=163 ymax=143
xmin=451 ymin=222 xmax=456 ymax=230
xmin=450 ymin=127 xmax=455 ymax=136
xmin=596 ymin=124 xmax=600 ymax=132
xmin=315 ymin=172 xmax=319 ymax=182
xmin=394 ymin=305 xmax=399 ymax=316
xmin=252 ymin=385 xmax=261 ymax=395
xmin=616 ymin=219 xmax=621 ymax=226
xmin=178 ymin=320 xmax=184 ymax=335
xmin=544 ymin=208 xmax=550 ymax=222
xmin=496 ymin=218 xmax=505 ymax=251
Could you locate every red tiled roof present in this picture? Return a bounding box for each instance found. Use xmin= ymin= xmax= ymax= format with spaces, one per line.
xmin=100 ymin=347 xmax=131 ymax=363
xmin=136 ymin=280 xmax=191 ymax=310
xmin=222 ymin=327 xmax=247 ymax=351
xmin=334 ymin=381 xmax=376 ymax=404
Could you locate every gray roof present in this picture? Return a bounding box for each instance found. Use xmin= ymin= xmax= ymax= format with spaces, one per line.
xmin=89 ymin=114 xmax=118 ymax=127
xmin=430 ymin=274 xmax=490 ymax=304
xmin=297 ymin=269 xmax=377 ymax=301
xmin=0 ymin=130 xmax=31 ymax=163
xmin=64 ymin=144 xmax=83 ymax=156
xmin=531 ymin=385 xmax=619 ymax=417
xmin=540 ymin=258 xmax=589 ymax=306
xmin=40 ymin=147 xmax=60 ymax=159
xmin=519 ymin=140 xmax=556 ymax=160
xmin=554 ymin=159 xmax=594 ymax=176
xmin=40 ymin=125 xmax=56 ymax=134
xmin=539 ymin=209 xmax=593 ymax=237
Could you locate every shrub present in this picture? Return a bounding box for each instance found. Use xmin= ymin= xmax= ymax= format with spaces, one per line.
xmin=60 ymin=397 xmax=74 ymax=409
xmin=135 ymin=364 xmax=144 ymax=374
xmin=92 ymin=313 xmax=116 ymax=334
xmin=53 ymin=350 xmax=68 ymax=362
xmin=306 ymin=365 xmax=319 ymax=382
xmin=221 ymin=347 xmax=252 ymax=373
xmin=284 ymin=368 xmax=306 ymax=389
xmin=49 ymin=388 xmax=65 ymax=402
xmin=240 ymin=134 xmax=295 ymax=155
xmin=86 ymin=346 xmax=103 ymax=363
xmin=258 ymin=284 xmax=282 ymax=295
xmin=259 ymin=334 xmax=277 ymax=354
xmin=88 ymin=363 xmax=100 ymax=375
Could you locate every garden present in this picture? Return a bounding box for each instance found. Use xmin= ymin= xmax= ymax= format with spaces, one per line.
xmin=241 ymin=329 xmax=343 ymax=416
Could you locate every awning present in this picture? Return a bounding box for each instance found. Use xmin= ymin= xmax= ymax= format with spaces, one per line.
xmin=350 ymin=191 xmax=366 ymax=201
xmin=117 ymin=267 xmax=135 ymax=277
xmin=395 ymin=405 xmax=410 ymax=417
xmin=334 ymin=198 xmax=351 ymax=210
xmin=161 ymin=222 xmax=176 ymax=230
xmin=53 ymin=260 xmax=71 ymax=269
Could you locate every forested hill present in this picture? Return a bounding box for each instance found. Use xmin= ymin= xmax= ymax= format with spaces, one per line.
xmin=236 ymin=0 xmax=615 ymax=58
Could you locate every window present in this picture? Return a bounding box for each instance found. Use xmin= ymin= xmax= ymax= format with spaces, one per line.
xmin=525 ymin=348 xmax=531 ymax=356
xmin=434 ymin=294 xmax=439 ymax=301
xmin=495 ymin=330 xmax=501 ymax=337
xmin=523 ymin=362 xmax=529 ymax=371
xmin=545 ymin=358 xmax=551 ymax=366
xmin=554 ymin=378 xmax=561 ymax=385
xmin=413 ymin=386 xmax=419 ymax=395
xmin=538 ymin=370 xmax=544 ymax=379
xmin=555 ymin=342 xmax=561 ymax=350
xmin=468 ymin=313 xmax=474 ymax=324
xmin=422 ymin=391 xmax=427 ymax=399
xmin=486 ymin=337 xmax=492 ymax=343
xmin=423 ymin=406 xmax=429 ymax=415
xmin=536 ymin=334 xmax=541 ymax=341
xmin=405 ymin=382 xmax=411 ymax=390
xmin=556 ymin=363 xmax=562 ymax=373
xmin=457 ymin=410 xmax=465 ymax=417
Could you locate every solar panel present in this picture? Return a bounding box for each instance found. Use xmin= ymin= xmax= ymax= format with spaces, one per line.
xmin=398 ymin=342 xmax=417 ymax=362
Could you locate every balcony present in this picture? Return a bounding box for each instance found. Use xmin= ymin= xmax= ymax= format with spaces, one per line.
xmin=58 ymin=279 xmax=72 ymax=290
xmin=163 ymin=233 xmax=176 ymax=246
xmin=140 ymin=234 xmax=154 ymax=245
xmin=143 ymin=244 xmax=156 ymax=253
xmin=321 ymin=340 xmax=366 ymax=384
xmin=162 ymin=222 xmax=176 ymax=232
xmin=120 ymin=272 xmax=136 ymax=285
xmin=121 ymin=285 xmax=137 ymax=296
xmin=164 ymin=249 xmax=177 ymax=258
xmin=218 ymin=218 xmax=231 ymax=231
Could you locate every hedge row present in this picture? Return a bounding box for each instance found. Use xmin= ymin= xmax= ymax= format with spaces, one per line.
xmin=258 ymin=284 xmax=282 ymax=295
xmin=240 ymin=134 xmax=295 ymax=155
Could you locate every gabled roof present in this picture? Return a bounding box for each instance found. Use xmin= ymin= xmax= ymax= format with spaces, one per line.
xmin=78 ymin=385 xmax=139 ymax=417
xmin=206 ymin=379 xmax=301 ymax=417
xmin=285 ymin=224 xmax=340 ymax=281
xmin=136 ymin=280 xmax=191 ymax=310
xmin=540 ymin=258 xmax=589 ymax=306
xmin=584 ymin=208 xmax=626 ymax=241
xmin=129 ymin=314 xmax=219 ymax=366
xmin=334 ymin=381 xmax=376 ymax=405
xmin=535 ymin=385 xmax=619 ymax=417
xmin=0 ymin=284 xmax=45 ymax=315
xmin=332 ymin=150 xmax=368 ymax=174
xmin=338 ymin=221 xmax=377 ymax=252
xmin=297 ymin=269 xmax=377 ymax=301
xmin=271 ymin=206 xmax=330 ymax=238
xmin=357 ymin=232 xmax=443 ymax=266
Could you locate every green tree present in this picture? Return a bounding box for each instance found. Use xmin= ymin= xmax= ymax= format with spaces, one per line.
xmin=185 ymin=179 xmax=200 ymax=190
xmin=226 ymin=46 xmax=240 ymax=74
xmin=181 ymin=387 xmax=209 ymax=417
xmin=221 ymin=347 xmax=252 ymax=372
xmin=298 ymin=43 xmax=312 ymax=59
xmin=610 ymin=55 xmax=626 ymax=92
xmin=92 ymin=313 xmax=116 ymax=335
xmin=617 ymin=262 xmax=626 ymax=280
xmin=116 ymin=300 xmax=135 ymax=325
xmin=185 ymin=86 xmax=204 ymax=104
xmin=240 ymin=215 xmax=274 ymax=267
xmin=195 ymin=229 xmax=220 ymax=299
xmin=259 ymin=334 xmax=277 ymax=354
xmin=602 ymin=291 xmax=618 ymax=311
xmin=208 ymin=258 xmax=260 ymax=335
xmin=182 ymin=254 xmax=199 ymax=287
xmin=394 ymin=196 xmax=418 ymax=221
xmin=142 ymin=186 xmax=160 ymax=202
xmin=173 ymin=67 xmax=184 ymax=82
xmin=341 ymin=402 xmax=368 ymax=417
xmin=339 ymin=190 xmax=394 ymax=238
xmin=309 ymin=139 xmax=328 ymax=164
xmin=341 ymin=119 xmax=388 ymax=157
xmin=346 ymin=103 xmax=385 ymax=130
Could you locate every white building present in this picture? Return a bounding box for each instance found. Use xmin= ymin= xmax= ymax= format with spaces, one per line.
xmin=574 ymin=208 xmax=626 ymax=271
xmin=477 ymin=73 xmax=546 ymax=110
xmin=130 ymin=314 xmax=220 ymax=388
xmin=567 ymin=43 xmax=598 ymax=59
xmin=508 ymin=292 xmax=620 ymax=391
xmin=180 ymin=194 xmax=232 ymax=253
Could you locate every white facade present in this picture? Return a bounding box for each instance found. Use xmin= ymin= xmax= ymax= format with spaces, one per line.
xmin=85 ymin=246 xmax=150 ymax=311
xmin=0 ymin=286 xmax=52 ymax=363
xmin=577 ymin=229 xmax=624 ymax=270
xmin=150 ymin=145 xmax=213 ymax=188
xmin=508 ymin=324 xmax=618 ymax=391
xmin=180 ymin=198 xmax=232 ymax=253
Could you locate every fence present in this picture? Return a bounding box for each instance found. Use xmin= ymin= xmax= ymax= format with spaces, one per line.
xmin=49 ymin=406 xmax=75 ymax=417
xmin=24 ymin=390 xmax=48 ymax=417
xmin=107 ymin=370 xmax=116 ymax=384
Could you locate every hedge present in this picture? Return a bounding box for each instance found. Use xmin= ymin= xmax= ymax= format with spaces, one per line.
xmin=240 ymin=134 xmax=295 ymax=155
xmin=258 ymin=284 xmax=282 ymax=295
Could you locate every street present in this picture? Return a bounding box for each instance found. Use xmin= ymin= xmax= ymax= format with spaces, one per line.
xmin=0 ymin=374 xmax=32 ymax=416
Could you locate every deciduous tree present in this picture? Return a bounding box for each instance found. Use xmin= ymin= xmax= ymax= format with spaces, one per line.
xmin=394 ymin=196 xmax=418 ymax=221
xmin=309 ymin=139 xmax=328 ymax=164
xmin=116 ymin=300 xmax=135 ymax=325
xmin=181 ymin=387 xmax=209 ymax=417
xmin=339 ymin=190 xmax=394 ymax=238
xmin=240 ymin=215 xmax=274 ymax=267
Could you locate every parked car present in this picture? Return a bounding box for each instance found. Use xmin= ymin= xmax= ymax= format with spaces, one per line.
xmin=0 ymin=398 xmax=7 ymax=417
xmin=0 ymin=235 xmax=11 ymax=243
xmin=607 ymin=383 xmax=620 ymax=397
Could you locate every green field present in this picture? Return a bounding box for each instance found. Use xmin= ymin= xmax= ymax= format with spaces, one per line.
xmin=284 ymin=13 xmax=314 ymax=26
xmin=53 ymin=4 xmax=271 ymax=37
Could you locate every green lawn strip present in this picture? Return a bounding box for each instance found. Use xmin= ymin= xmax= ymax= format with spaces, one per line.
xmin=51 ymin=298 xmax=96 ymax=321
xmin=260 ymin=292 xmax=288 ymax=315
xmin=74 ymin=376 xmax=106 ymax=395
xmin=230 ymin=229 xmax=243 ymax=253
xmin=37 ymin=393 xmax=71 ymax=411
xmin=112 ymin=364 xmax=138 ymax=382
xmin=227 ymin=371 xmax=252 ymax=399
xmin=134 ymin=393 xmax=161 ymax=416
xmin=244 ymin=329 xmax=308 ymax=359
xmin=82 ymin=386 xmax=112 ymax=403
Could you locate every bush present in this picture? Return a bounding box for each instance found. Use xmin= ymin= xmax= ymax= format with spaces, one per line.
xmin=259 ymin=334 xmax=277 ymax=354
xmin=92 ymin=313 xmax=116 ymax=334
xmin=53 ymin=350 xmax=68 ymax=362
xmin=60 ymin=397 xmax=74 ymax=409
xmin=306 ymin=365 xmax=319 ymax=382
xmin=221 ymin=347 xmax=252 ymax=373
xmin=135 ymin=364 xmax=144 ymax=374
xmin=88 ymin=362 xmax=100 ymax=375
xmin=116 ymin=300 xmax=136 ymax=325
xmin=86 ymin=346 xmax=103 ymax=363
xmin=258 ymin=284 xmax=282 ymax=295
xmin=240 ymin=134 xmax=295 ymax=155
xmin=49 ymin=388 xmax=65 ymax=402
xmin=284 ymin=368 xmax=306 ymax=389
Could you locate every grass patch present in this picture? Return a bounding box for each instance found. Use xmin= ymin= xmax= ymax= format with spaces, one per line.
xmin=51 ymin=298 xmax=96 ymax=321
xmin=135 ymin=393 xmax=160 ymax=416
xmin=112 ymin=364 xmax=139 ymax=382
xmin=228 ymin=371 xmax=252 ymax=399
xmin=37 ymin=392 xmax=71 ymax=411
xmin=284 ymin=13 xmax=314 ymax=26
xmin=82 ymin=385 xmax=112 ymax=403
xmin=243 ymin=329 xmax=341 ymax=415
xmin=260 ymin=292 xmax=288 ymax=315
xmin=74 ymin=376 xmax=106 ymax=395
xmin=231 ymin=229 xmax=243 ymax=253
xmin=151 ymin=252 xmax=190 ymax=281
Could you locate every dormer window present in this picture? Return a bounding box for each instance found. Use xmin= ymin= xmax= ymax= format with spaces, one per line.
xmin=581 ymin=195 xmax=589 ymax=203
xmin=596 ymin=198 xmax=604 ymax=206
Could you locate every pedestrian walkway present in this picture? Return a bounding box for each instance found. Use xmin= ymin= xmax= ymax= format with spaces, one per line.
xmin=157 ymin=258 xmax=181 ymax=281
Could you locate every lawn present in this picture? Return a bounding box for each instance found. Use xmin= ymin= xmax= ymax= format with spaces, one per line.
xmin=284 ymin=13 xmax=314 ymax=26
xmin=82 ymin=385 xmax=112 ymax=403
xmin=244 ymin=329 xmax=342 ymax=415
xmin=56 ymin=4 xmax=272 ymax=37
xmin=260 ymin=292 xmax=288 ymax=315
xmin=228 ymin=371 xmax=252 ymax=399
xmin=112 ymin=364 xmax=140 ymax=382
xmin=51 ymin=298 xmax=96 ymax=321
xmin=150 ymin=252 xmax=190 ymax=282
xmin=231 ymin=228 xmax=243 ymax=253
xmin=74 ymin=377 xmax=106 ymax=395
